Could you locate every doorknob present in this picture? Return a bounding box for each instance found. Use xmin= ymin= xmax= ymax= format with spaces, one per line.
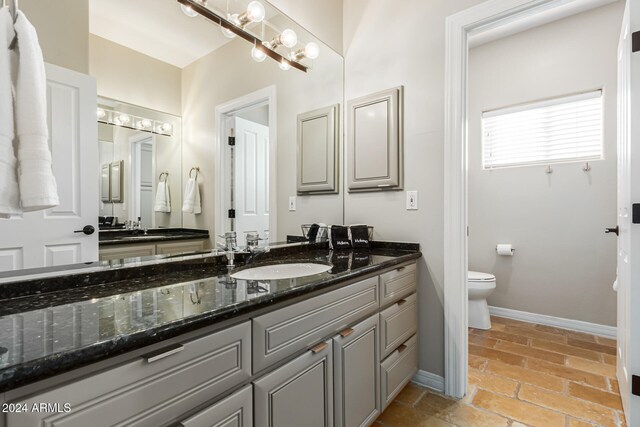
xmin=74 ymin=225 xmax=95 ymax=235
xmin=605 ymin=226 xmax=619 ymax=236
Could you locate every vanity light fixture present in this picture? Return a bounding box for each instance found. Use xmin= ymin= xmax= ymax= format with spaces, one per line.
xmin=97 ymin=107 xmax=174 ymax=137
xmin=176 ymin=0 xmax=308 ymax=72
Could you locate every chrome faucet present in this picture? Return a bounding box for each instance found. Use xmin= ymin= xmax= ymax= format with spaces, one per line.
xmin=217 ymin=231 xmax=243 ymax=268
xmin=244 ymin=231 xmax=270 ymax=263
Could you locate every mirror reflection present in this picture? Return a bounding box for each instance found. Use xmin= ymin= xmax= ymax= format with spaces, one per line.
xmin=0 ymin=0 xmax=344 ymax=274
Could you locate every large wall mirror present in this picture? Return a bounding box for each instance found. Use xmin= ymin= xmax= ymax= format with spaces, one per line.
xmin=0 ymin=0 xmax=344 ymax=275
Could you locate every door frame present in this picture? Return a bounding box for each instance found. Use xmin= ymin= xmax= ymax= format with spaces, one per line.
xmin=214 ymin=86 xmax=277 ymax=242
xmin=443 ymin=0 xmax=619 ymax=398
xmin=129 ymin=133 xmax=156 ymax=226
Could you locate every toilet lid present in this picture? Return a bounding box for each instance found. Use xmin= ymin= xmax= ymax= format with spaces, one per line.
xmin=468 ymin=271 xmax=495 ymax=282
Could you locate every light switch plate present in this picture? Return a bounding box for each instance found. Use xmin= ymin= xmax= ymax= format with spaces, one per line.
xmin=289 ymin=196 xmax=297 ymax=211
xmin=406 ymin=191 xmax=418 ymax=210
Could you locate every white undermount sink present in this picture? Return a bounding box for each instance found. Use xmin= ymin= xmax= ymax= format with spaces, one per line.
xmin=231 ymin=263 xmax=332 ymax=281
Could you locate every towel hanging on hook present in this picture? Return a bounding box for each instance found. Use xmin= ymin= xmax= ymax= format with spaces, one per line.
xmin=189 ymin=167 xmax=200 ymax=180
xmin=158 ymin=171 xmax=169 ymax=182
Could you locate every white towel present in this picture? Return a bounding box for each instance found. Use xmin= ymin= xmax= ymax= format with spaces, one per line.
xmin=14 ymin=10 xmax=59 ymax=211
xmin=0 ymin=8 xmax=20 ymax=218
xmin=181 ymin=178 xmax=201 ymax=214
xmin=154 ymin=180 xmax=171 ymax=213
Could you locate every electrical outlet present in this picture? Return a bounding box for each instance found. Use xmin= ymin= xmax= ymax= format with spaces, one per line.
xmin=289 ymin=196 xmax=297 ymax=211
xmin=406 ymin=191 xmax=418 ymax=210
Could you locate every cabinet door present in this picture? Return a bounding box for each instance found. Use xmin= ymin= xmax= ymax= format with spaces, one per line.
xmin=254 ymin=340 xmax=333 ymax=427
xmin=156 ymin=239 xmax=206 ymax=255
xmin=98 ymin=243 xmax=156 ymax=261
xmin=347 ymin=87 xmax=403 ymax=192
xmin=333 ymin=314 xmax=380 ymax=427
xmin=180 ymin=384 xmax=253 ymax=427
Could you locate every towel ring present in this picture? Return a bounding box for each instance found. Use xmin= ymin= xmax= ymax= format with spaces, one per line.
xmin=189 ymin=167 xmax=200 ymax=180
xmin=159 ymin=172 xmax=169 ymax=182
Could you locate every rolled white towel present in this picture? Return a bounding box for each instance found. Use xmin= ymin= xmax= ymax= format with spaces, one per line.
xmin=0 ymin=8 xmax=21 ymax=218
xmin=14 ymin=10 xmax=59 ymax=211
xmin=181 ymin=178 xmax=201 ymax=214
xmin=154 ymin=180 xmax=171 ymax=213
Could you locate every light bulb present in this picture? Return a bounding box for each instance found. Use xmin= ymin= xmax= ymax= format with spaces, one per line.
xmin=246 ymin=1 xmax=265 ymax=23
xmin=279 ymin=59 xmax=290 ymax=71
xmin=141 ymin=119 xmax=152 ymax=128
xmin=161 ymin=123 xmax=173 ymax=133
xmin=251 ymin=46 xmax=266 ymax=62
xmin=135 ymin=121 xmax=144 ymax=129
xmin=222 ymin=14 xmax=238 ymax=38
xmin=304 ymin=42 xmax=319 ymax=59
xmin=180 ymin=4 xmax=198 ymax=17
xmin=279 ymin=29 xmax=297 ymax=48
xmin=118 ymin=114 xmax=130 ymax=125
xmin=96 ymin=108 xmax=106 ymax=119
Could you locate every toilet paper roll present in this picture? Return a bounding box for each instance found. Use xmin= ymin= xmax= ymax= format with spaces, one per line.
xmin=496 ymin=244 xmax=514 ymax=256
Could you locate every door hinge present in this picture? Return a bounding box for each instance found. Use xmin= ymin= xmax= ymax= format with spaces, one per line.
xmin=633 ymin=31 xmax=640 ymax=53
xmin=633 ymin=204 xmax=640 ymax=224
xmin=633 ymin=375 xmax=640 ymax=397
xmin=228 ymin=136 xmax=235 ymax=146
xmin=228 ymin=209 xmax=235 ymax=219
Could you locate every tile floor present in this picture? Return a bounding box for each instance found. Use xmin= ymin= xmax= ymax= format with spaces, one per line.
xmin=375 ymin=316 xmax=624 ymax=427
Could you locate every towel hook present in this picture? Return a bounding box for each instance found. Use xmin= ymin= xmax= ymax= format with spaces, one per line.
xmin=159 ymin=171 xmax=169 ymax=182
xmin=5 ymin=0 xmax=18 ymax=50
xmin=189 ymin=167 xmax=200 ymax=180
xmin=582 ymin=162 xmax=591 ymax=172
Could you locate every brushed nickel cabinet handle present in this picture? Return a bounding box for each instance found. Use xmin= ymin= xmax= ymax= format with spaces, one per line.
xmin=397 ymin=299 xmax=408 ymax=306
xmin=339 ymin=328 xmax=354 ymax=338
xmin=311 ymin=342 xmax=328 ymax=354
xmin=141 ymin=343 xmax=184 ymax=363
xmin=397 ymin=344 xmax=408 ymax=353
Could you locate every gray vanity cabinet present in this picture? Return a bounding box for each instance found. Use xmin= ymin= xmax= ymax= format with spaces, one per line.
xmin=333 ymin=314 xmax=380 ymax=427
xmin=179 ymin=384 xmax=253 ymax=427
xmin=254 ymin=340 xmax=334 ymax=427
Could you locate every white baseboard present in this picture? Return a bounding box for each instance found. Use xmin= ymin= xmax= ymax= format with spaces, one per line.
xmin=413 ymin=370 xmax=445 ymax=393
xmin=488 ymin=306 xmax=616 ymax=339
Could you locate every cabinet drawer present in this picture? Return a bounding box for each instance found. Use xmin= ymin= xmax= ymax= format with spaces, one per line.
xmin=180 ymin=384 xmax=253 ymax=427
xmin=254 ymin=339 xmax=333 ymax=427
xmin=8 ymin=322 xmax=251 ymax=427
xmin=380 ymin=334 xmax=418 ymax=410
xmin=156 ymin=239 xmax=207 ymax=255
xmin=379 ymin=263 xmax=416 ymax=307
xmin=379 ymin=292 xmax=417 ymax=359
xmin=253 ymin=276 xmax=379 ymax=373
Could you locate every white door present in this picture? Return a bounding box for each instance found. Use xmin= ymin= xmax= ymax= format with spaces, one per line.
xmin=616 ymin=2 xmax=639 ymax=424
xmin=130 ymin=134 xmax=155 ymax=228
xmin=0 ymin=64 xmax=98 ymax=272
xmin=233 ymin=116 xmax=269 ymax=241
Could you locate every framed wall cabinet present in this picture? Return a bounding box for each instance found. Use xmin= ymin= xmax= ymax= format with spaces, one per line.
xmin=110 ymin=160 xmax=124 ymax=203
xmin=347 ymin=86 xmax=404 ymax=192
xmin=296 ymin=104 xmax=340 ymax=194
xmin=101 ymin=164 xmax=111 ymax=202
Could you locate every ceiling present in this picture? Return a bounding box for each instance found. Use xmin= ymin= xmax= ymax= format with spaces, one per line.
xmin=89 ymin=0 xmax=234 ymax=68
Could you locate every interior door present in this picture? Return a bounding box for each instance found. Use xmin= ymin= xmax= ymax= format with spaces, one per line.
xmin=233 ymin=116 xmax=269 ymax=241
xmin=0 ymin=63 xmax=98 ymax=272
xmin=616 ymin=2 xmax=639 ymax=423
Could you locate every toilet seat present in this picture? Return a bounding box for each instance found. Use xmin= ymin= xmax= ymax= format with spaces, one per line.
xmin=468 ymin=271 xmax=496 ymax=290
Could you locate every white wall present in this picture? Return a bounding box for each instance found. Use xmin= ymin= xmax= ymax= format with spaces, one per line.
xmin=468 ymin=3 xmax=623 ymax=326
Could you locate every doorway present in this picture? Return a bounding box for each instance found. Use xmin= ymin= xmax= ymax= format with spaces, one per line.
xmin=443 ymin=0 xmax=623 ymax=400
xmin=215 ymin=86 xmax=277 ymax=247
xmin=130 ymin=133 xmax=156 ymax=228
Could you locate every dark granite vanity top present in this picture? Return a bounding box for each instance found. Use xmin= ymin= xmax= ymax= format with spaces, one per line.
xmin=98 ymin=228 xmax=209 ymax=246
xmin=0 ymin=241 xmax=420 ymax=392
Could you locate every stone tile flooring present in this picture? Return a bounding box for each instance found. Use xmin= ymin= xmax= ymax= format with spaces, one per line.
xmin=375 ymin=316 xmax=625 ymax=427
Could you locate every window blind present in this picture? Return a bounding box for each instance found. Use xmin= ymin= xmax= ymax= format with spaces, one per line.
xmin=482 ymin=90 xmax=603 ymax=169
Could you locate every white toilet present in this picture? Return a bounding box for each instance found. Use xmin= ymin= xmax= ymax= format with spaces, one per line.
xmin=468 ymin=271 xmax=497 ymax=330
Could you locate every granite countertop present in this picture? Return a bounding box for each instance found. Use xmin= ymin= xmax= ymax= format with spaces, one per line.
xmin=0 ymin=241 xmax=420 ymax=392
xmin=98 ymin=228 xmax=209 ymax=246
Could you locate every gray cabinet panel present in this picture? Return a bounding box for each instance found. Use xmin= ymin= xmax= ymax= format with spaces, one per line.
xmin=180 ymin=384 xmax=253 ymax=427
xmin=253 ymin=277 xmax=378 ymax=373
xmin=8 ymin=322 xmax=251 ymax=427
xmin=379 ymin=263 xmax=416 ymax=308
xmin=254 ymin=340 xmax=333 ymax=427
xmin=379 ymin=293 xmax=417 ymax=360
xmin=297 ymin=105 xmax=340 ymax=194
xmin=380 ymin=334 xmax=418 ymax=410
xmin=347 ymin=87 xmax=403 ymax=192
xmin=333 ymin=314 xmax=380 ymax=427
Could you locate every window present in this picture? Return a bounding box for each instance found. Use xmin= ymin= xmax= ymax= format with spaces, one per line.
xmin=481 ymin=91 xmax=603 ymax=169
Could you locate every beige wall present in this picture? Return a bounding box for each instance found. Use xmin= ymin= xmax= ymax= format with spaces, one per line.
xmin=89 ymin=35 xmax=182 ymax=117
xmin=468 ymin=3 xmax=623 ymax=326
xmin=19 ymin=0 xmax=89 ymax=73
xmin=269 ymin=0 xmax=343 ymax=55
xmin=343 ymin=0 xmax=487 ymax=378
xmin=181 ymin=30 xmax=344 ymax=244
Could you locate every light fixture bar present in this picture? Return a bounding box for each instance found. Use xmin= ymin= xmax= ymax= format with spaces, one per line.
xmin=97 ymin=108 xmax=174 ymax=137
xmin=176 ymin=0 xmax=308 ymax=73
